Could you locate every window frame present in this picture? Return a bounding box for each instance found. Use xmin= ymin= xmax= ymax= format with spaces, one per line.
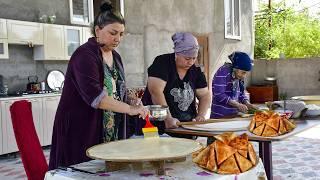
xmin=224 ymin=0 xmax=241 ymax=40
xmin=69 ymin=0 xmax=94 ymax=26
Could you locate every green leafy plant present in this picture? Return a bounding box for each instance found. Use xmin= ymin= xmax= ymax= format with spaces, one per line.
xmin=255 ymin=1 xmax=320 ymax=59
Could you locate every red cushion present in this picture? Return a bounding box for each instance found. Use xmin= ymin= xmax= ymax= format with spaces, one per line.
xmin=10 ymin=100 xmax=48 ymax=180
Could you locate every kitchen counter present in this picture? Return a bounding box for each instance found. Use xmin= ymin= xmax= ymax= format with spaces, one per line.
xmin=0 ymin=93 xmax=61 ymax=100
xmin=0 ymin=93 xmax=61 ymax=154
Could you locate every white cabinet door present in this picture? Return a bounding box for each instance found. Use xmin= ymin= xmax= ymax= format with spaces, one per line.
xmin=0 ymin=19 xmax=7 ymax=39
xmin=64 ymin=26 xmax=83 ymax=60
xmin=42 ymin=96 xmax=60 ymax=146
xmin=0 ymin=103 xmax=3 ymax=154
xmin=7 ymin=19 xmax=43 ymax=45
xmin=28 ymin=98 xmax=44 ymax=145
xmin=0 ymin=19 xmax=9 ymax=59
xmin=34 ymin=24 xmax=65 ymax=60
xmin=0 ymin=39 xmax=8 ymax=59
xmin=0 ymin=100 xmax=18 ymax=154
xmin=82 ymin=27 xmax=93 ymax=44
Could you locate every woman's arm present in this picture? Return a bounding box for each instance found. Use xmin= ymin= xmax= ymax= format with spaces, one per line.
xmin=194 ymin=87 xmax=211 ymax=121
xmin=147 ymin=76 xmax=180 ymax=128
xmin=147 ymin=77 xmax=168 ymax=106
xmin=98 ymin=94 xmax=148 ymax=117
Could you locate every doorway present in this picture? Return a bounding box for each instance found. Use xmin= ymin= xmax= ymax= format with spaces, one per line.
xmin=194 ymin=34 xmax=210 ymax=84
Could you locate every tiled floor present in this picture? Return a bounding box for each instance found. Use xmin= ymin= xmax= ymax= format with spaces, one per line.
xmin=1 ymin=125 xmax=320 ymax=180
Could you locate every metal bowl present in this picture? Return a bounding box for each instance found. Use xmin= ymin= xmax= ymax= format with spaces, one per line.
xmin=147 ymin=105 xmax=169 ymax=121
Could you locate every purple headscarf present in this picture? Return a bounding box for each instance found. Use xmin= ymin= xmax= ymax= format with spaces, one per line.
xmin=172 ymin=32 xmax=199 ymax=57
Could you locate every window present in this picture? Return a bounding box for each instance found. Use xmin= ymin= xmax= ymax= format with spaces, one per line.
xmin=69 ymin=0 xmax=94 ymax=25
xmin=224 ymin=0 xmax=241 ymax=40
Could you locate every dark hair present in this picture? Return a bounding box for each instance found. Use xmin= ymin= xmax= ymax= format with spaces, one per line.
xmin=92 ymin=1 xmax=125 ymax=37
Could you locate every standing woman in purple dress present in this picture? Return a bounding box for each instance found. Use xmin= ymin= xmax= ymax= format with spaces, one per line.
xmin=210 ymin=51 xmax=257 ymax=118
xmin=49 ymin=2 xmax=148 ymax=170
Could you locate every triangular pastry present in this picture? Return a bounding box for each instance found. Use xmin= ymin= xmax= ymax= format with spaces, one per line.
xmin=214 ymin=132 xmax=237 ymax=144
xmin=262 ymin=125 xmax=278 ymax=136
xmin=249 ymin=118 xmax=256 ymax=132
xmin=215 ymin=141 xmax=237 ymax=165
xmin=252 ymin=123 xmax=265 ymax=136
xmin=217 ymin=155 xmax=240 ymax=174
xmin=238 ymin=149 xmax=248 ymax=158
xmin=235 ymin=152 xmax=253 ymax=172
xmin=278 ymin=118 xmax=287 ymax=135
xmin=192 ymin=146 xmax=210 ymax=168
xmin=266 ymin=114 xmax=280 ymax=130
xmin=206 ymin=143 xmax=217 ymax=172
xmin=282 ymin=118 xmax=296 ymax=132
xmin=248 ymin=143 xmax=257 ymax=165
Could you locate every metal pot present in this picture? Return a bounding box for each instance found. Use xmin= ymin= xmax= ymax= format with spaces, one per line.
xmin=147 ymin=105 xmax=169 ymax=121
xmin=27 ymin=75 xmax=40 ymax=92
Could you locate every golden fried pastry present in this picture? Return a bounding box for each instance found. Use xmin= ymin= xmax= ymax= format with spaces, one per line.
xmin=215 ymin=141 xmax=237 ymax=165
xmin=248 ymin=143 xmax=257 ymax=166
xmin=192 ymin=132 xmax=258 ymax=174
xmin=249 ymin=110 xmax=296 ymax=137
xmin=278 ymin=118 xmax=287 ymax=135
xmin=192 ymin=146 xmax=210 ymax=168
xmin=262 ymin=125 xmax=278 ymax=137
xmin=217 ymin=155 xmax=240 ymax=174
xmin=252 ymin=123 xmax=265 ymax=136
xmin=282 ymin=118 xmax=296 ymax=132
xmin=206 ymin=143 xmax=217 ymax=172
xmin=266 ymin=114 xmax=280 ymax=130
xmin=214 ymin=132 xmax=237 ymax=144
xmin=234 ymin=152 xmax=253 ymax=172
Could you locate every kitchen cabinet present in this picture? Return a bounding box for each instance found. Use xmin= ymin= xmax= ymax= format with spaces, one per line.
xmin=42 ymin=96 xmax=60 ymax=146
xmin=28 ymin=98 xmax=44 ymax=144
xmin=0 ymin=94 xmax=60 ymax=155
xmin=0 ymin=106 xmax=2 ymax=154
xmin=0 ymin=19 xmax=8 ymax=59
xmin=247 ymin=85 xmax=278 ymax=103
xmin=7 ymin=19 xmax=43 ymax=45
xmin=64 ymin=26 xmax=83 ymax=60
xmin=1 ymin=100 xmax=18 ymax=154
xmin=0 ymin=18 xmax=7 ymax=38
xmin=0 ymin=39 xmax=9 ymax=59
xmin=82 ymin=27 xmax=93 ymax=44
xmin=34 ymin=24 xmax=65 ymax=60
xmin=0 ymin=98 xmax=42 ymax=154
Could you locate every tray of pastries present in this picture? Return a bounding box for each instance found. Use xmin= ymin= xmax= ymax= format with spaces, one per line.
xmin=192 ymin=132 xmax=258 ymax=174
xmin=248 ymin=110 xmax=296 ymax=137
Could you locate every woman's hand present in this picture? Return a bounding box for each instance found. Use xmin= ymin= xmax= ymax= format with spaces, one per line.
xmin=236 ymin=103 xmax=248 ymax=113
xmin=245 ymin=103 xmax=258 ymax=110
xmin=229 ymin=99 xmax=248 ymax=113
xmin=192 ymin=115 xmax=206 ymax=122
xmin=128 ymin=105 xmax=149 ymax=119
xmin=164 ymin=116 xmax=180 ymax=129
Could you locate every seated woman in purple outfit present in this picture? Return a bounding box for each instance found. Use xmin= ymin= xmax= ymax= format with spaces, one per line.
xmin=142 ymin=32 xmax=211 ymax=136
xmin=49 ymin=2 xmax=148 ymax=170
xmin=210 ymin=51 xmax=257 ymax=118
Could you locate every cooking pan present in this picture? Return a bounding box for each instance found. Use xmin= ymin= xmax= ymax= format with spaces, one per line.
xmin=27 ymin=75 xmax=40 ymax=92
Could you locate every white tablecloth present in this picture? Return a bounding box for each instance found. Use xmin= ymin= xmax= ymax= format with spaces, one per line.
xmin=45 ymin=156 xmax=266 ymax=180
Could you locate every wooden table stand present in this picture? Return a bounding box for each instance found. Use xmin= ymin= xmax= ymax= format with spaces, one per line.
xmin=151 ymin=160 xmax=166 ymax=175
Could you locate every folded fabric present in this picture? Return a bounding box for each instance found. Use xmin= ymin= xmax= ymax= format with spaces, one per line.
xmin=271 ymin=100 xmax=306 ymax=118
